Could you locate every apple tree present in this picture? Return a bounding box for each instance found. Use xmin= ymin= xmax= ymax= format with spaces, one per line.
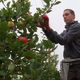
xmin=0 ymin=0 xmax=61 ymax=80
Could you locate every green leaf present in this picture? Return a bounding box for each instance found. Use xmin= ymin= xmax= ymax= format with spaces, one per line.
xmin=0 ymin=21 xmax=9 ymax=41
xmin=14 ymin=1 xmax=22 ymax=16
xmin=54 ymin=1 xmax=61 ymax=5
xmin=0 ymin=70 xmax=6 ymax=76
xmin=7 ymin=1 xmax=11 ymax=8
xmin=43 ymin=0 xmax=51 ymax=7
xmin=42 ymin=40 xmax=54 ymax=49
xmin=8 ymin=62 xmax=15 ymax=71
xmin=0 ymin=0 xmax=6 ymax=1
xmin=22 ymin=51 xmax=36 ymax=59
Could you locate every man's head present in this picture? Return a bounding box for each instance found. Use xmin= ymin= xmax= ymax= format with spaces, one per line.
xmin=63 ymin=9 xmax=75 ymax=24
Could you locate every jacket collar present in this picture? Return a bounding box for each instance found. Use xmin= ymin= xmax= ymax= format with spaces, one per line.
xmin=65 ymin=21 xmax=78 ymax=29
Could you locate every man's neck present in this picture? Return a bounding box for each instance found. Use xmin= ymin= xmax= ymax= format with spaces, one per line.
xmin=66 ymin=21 xmax=75 ymax=25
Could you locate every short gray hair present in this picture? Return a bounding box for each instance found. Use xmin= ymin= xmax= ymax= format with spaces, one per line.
xmin=64 ymin=9 xmax=75 ymax=16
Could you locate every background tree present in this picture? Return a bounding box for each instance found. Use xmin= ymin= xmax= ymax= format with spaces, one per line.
xmin=0 ymin=0 xmax=61 ymax=80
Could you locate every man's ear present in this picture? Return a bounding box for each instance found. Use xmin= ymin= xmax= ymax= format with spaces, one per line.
xmin=73 ymin=15 xmax=75 ymax=19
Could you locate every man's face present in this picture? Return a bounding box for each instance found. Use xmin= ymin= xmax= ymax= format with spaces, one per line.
xmin=63 ymin=10 xmax=75 ymax=24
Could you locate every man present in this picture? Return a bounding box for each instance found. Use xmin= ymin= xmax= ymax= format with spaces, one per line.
xmin=37 ymin=9 xmax=80 ymax=80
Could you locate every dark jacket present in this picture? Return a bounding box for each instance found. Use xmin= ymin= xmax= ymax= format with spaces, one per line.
xmin=43 ymin=21 xmax=80 ymax=59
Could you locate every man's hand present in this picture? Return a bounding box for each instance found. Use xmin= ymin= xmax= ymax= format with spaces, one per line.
xmin=36 ymin=14 xmax=51 ymax=31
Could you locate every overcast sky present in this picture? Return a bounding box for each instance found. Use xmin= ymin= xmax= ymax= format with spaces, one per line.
xmin=0 ymin=0 xmax=80 ymax=70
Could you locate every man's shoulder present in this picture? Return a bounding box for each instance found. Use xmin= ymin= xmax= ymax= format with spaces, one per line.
xmin=71 ymin=21 xmax=80 ymax=29
xmin=74 ymin=21 xmax=80 ymax=26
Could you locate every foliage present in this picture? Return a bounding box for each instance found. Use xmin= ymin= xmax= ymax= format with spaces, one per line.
xmin=0 ymin=0 xmax=61 ymax=80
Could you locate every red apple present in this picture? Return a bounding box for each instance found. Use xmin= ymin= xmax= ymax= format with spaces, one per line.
xmin=42 ymin=14 xmax=49 ymax=21
xmin=18 ymin=36 xmax=28 ymax=44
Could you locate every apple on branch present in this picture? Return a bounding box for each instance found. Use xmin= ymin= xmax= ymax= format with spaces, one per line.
xmin=8 ymin=21 xmax=15 ymax=28
xmin=18 ymin=36 xmax=28 ymax=44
